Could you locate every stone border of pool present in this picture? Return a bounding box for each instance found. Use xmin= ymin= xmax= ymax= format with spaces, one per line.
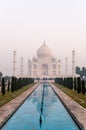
xmin=51 ymin=83 xmax=86 ymax=130
xmin=0 ymin=83 xmax=39 ymax=128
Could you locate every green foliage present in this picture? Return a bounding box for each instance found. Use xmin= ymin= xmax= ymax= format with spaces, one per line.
xmin=63 ymin=78 xmax=67 ymax=87
xmin=55 ymin=78 xmax=63 ymax=85
xmin=82 ymin=80 xmax=86 ymax=95
xmin=54 ymin=83 xmax=86 ymax=108
xmin=70 ymin=77 xmax=73 ymax=89
xmin=55 ymin=77 xmax=74 ymax=90
xmin=74 ymin=77 xmax=76 ymax=91
xmin=76 ymin=66 xmax=86 ymax=80
xmin=1 ymin=77 xmax=5 ymax=95
xmin=0 ymin=83 xmax=35 ymax=107
xmin=4 ymin=76 xmax=11 ymax=82
xmin=14 ymin=77 xmax=18 ymax=90
xmin=0 ymin=72 xmax=3 ymax=82
xmin=11 ymin=77 xmax=15 ymax=92
xmin=77 ymin=77 xmax=81 ymax=93
xmin=11 ymin=77 xmax=34 ymax=93
xmin=76 ymin=66 xmax=81 ymax=74
xmin=55 ymin=76 xmax=86 ymax=95
xmin=18 ymin=78 xmax=22 ymax=89
xmin=7 ymin=81 xmax=10 ymax=92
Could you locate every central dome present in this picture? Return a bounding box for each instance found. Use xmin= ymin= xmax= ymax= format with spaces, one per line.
xmin=37 ymin=41 xmax=52 ymax=58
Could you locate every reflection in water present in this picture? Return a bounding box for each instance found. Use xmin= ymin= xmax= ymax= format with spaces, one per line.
xmin=1 ymin=82 xmax=80 ymax=130
xmin=39 ymin=82 xmax=45 ymax=127
xmin=29 ymin=82 xmax=57 ymax=127
xmin=39 ymin=115 xmax=42 ymax=127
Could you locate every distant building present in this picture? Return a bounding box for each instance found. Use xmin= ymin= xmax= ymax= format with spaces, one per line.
xmin=28 ymin=41 xmax=59 ymax=79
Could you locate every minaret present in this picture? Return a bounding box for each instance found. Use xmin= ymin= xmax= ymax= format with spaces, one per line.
xmin=20 ymin=57 xmax=24 ymax=77
xmin=43 ymin=40 xmax=45 ymax=45
xmin=13 ymin=50 xmax=16 ymax=77
xmin=72 ymin=50 xmax=76 ymax=78
xmin=28 ymin=59 xmax=30 ymax=76
xmin=58 ymin=59 xmax=61 ymax=77
xmin=65 ymin=57 xmax=68 ymax=77
xmin=28 ymin=59 xmax=31 ymax=77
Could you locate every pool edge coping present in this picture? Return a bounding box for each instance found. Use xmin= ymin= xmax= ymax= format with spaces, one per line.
xmin=50 ymin=83 xmax=86 ymax=130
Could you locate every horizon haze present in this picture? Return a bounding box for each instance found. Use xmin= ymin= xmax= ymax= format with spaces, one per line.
xmin=0 ymin=0 xmax=86 ymax=76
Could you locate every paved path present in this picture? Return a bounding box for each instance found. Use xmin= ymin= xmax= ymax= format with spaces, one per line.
xmin=0 ymin=84 xmax=38 ymax=128
xmin=51 ymin=83 xmax=86 ymax=130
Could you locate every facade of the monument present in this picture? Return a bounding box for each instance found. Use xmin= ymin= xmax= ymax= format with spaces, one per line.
xmin=28 ymin=42 xmax=60 ymax=79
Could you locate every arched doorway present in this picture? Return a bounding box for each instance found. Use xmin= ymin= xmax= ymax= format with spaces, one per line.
xmin=41 ymin=64 xmax=48 ymax=75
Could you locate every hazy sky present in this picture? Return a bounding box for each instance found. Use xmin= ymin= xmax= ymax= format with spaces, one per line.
xmin=0 ymin=0 xmax=86 ymax=76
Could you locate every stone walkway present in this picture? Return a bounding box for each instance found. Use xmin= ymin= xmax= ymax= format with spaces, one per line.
xmin=51 ymin=83 xmax=86 ymax=130
xmin=0 ymin=84 xmax=38 ymax=128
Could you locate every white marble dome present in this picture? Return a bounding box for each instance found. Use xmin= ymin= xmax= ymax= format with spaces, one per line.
xmin=37 ymin=42 xmax=52 ymax=58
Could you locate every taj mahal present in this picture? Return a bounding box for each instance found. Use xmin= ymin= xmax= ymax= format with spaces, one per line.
xmin=13 ymin=41 xmax=76 ymax=79
xmin=28 ymin=41 xmax=62 ymax=79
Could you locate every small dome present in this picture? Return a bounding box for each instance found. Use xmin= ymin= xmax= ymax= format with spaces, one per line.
xmin=37 ymin=41 xmax=52 ymax=58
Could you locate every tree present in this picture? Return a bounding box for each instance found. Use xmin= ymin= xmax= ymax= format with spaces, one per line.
xmin=0 ymin=72 xmax=3 ymax=82
xmin=4 ymin=76 xmax=11 ymax=82
xmin=76 ymin=66 xmax=81 ymax=74
xmin=74 ymin=77 xmax=76 ymax=91
xmin=82 ymin=67 xmax=86 ymax=71
xmin=70 ymin=77 xmax=73 ymax=89
xmin=77 ymin=77 xmax=81 ymax=93
xmin=18 ymin=78 xmax=22 ymax=89
xmin=76 ymin=66 xmax=86 ymax=80
xmin=14 ymin=77 xmax=18 ymax=90
xmin=7 ymin=80 xmax=10 ymax=92
xmin=11 ymin=77 xmax=15 ymax=92
xmin=63 ymin=78 xmax=67 ymax=87
xmin=1 ymin=77 xmax=5 ymax=95
xmin=82 ymin=80 xmax=85 ymax=95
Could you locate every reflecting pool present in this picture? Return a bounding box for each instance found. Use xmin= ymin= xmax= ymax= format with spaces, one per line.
xmin=1 ymin=82 xmax=81 ymax=130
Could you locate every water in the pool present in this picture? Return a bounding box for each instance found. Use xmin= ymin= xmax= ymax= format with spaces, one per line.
xmin=1 ymin=82 xmax=81 ymax=130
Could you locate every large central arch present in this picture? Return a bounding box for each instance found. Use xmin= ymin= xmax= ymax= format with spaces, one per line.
xmin=41 ymin=64 xmax=48 ymax=75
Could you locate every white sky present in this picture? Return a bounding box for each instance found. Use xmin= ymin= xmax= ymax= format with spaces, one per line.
xmin=0 ymin=0 xmax=86 ymax=76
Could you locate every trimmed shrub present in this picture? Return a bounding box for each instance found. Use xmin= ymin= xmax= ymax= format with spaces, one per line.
xmin=11 ymin=77 xmax=16 ymax=92
xmin=7 ymin=80 xmax=10 ymax=92
xmin=82 ymin=80 xmax=85 ymax=95
xmin=74 ymin=77 xmax=76 ymax=91
xmin=1 ymin=77 xmax=5 ymax=95
xmin=77 ymin=77 xmax=81 ymax=93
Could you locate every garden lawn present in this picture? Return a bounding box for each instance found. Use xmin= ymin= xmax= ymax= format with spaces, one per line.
xmin=54 ymin=83 xmax=86 ymax=108
xmin=0 ymin=83 xmax=35 ymax=107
